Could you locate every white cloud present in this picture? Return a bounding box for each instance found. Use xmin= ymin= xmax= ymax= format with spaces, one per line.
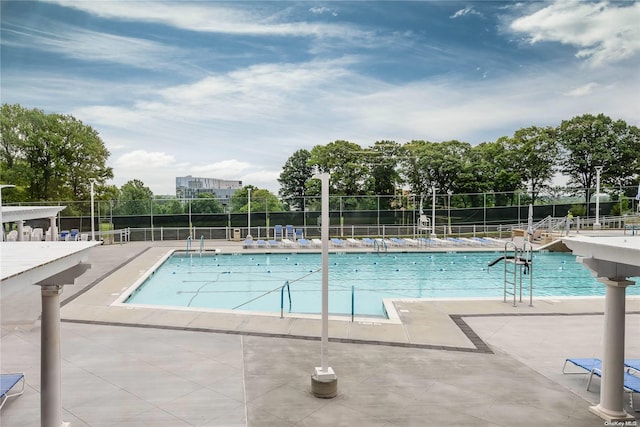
xmin=509 ymin=0 xmax=640 ymax=65
xmin=565 ymin=82 xmax=599 ymax=97
xmin=85 ymin=52 xmax=639 ymax=195
xmin=44 ymin=0 xmax=354 ymax=38
xmin=191 ymin=160 xmax=253 ymax=177
xmin=450 ymin=7 xmax=483 ymax=19
xmin=3 ymin=22 xmax=179 ymax=69
xmin=309 ymin=6 xmax=338 ymax=17
xmin=114 ymin=150 xmax=177 ymax=168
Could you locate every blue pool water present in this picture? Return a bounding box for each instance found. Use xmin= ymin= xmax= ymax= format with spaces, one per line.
xmin=124 ymin=251 xmax=640 ymax=317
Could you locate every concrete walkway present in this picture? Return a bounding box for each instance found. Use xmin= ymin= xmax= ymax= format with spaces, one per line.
xmin=1 ymin=240 xmax=639 ymax=426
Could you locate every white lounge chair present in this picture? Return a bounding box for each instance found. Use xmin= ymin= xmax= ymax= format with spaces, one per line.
xmin=346 ymin=238 xmax=361 ymax=247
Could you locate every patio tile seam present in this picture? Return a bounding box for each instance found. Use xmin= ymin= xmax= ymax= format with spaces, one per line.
xmin=60 ymin=318 xmax=491 ymax=354
xmin=60 ymin=246 xmax=153 ymax=307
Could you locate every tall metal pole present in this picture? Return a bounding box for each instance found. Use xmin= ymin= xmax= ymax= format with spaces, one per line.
xmin=320 ymin=173 xmax=329 ymax=372
xmin=431 ymin=185 xmax=437 ymax=238
xmin=311 ymin=173 xmax=337 ymax=398
xmin=90 ymin=181 xmax=95 ymax=241
xmin=247 ymin=188 xmax=252 ymax=238
xmin=594 ymin=166 xmax=603 ymax=229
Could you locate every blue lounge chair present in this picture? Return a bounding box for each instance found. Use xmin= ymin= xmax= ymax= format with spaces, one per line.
xmin=331 ymin=238 xmax=346 ymax=247
xmin=562 ymin=358 xmax=602 ymax=374
xmin=587 ymin=368 xmax=640 ymax=411
xmin=564 ymin=357 xmax=640 ymax=410
xmin=1 ymin=372 xmax=25 ymax=410
xmin=267 ymin=239 xmax=280 ymax=248
xmin=285 ymin=225 xmax=295 ymax=240
xmin=298 ymin=238 xmax=311 ymax=248
xmin=256 ymin=239 xmax=268 ymax=248
xmin=390 ymin=238 xmax=407 ymax=246
xmin=625 ymin=359 xmax=640 ymax=373
xmin=274 ymin=225 xmax=283 ymax=240
xmin=362 ymin=238 xmax=375 ymax=247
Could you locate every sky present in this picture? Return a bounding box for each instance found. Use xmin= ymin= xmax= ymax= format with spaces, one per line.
xmin=2 ymin=1 xmax=639 ymax=196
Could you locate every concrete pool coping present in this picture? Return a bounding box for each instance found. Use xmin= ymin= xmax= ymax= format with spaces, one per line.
xmin=59 ymin=240 xmax=640 ymax=353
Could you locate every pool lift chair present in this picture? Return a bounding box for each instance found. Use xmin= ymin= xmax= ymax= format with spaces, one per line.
xmin=487 ymin=240 xmax=533 ymax=307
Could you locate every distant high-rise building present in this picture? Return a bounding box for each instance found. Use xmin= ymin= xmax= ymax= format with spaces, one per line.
xmin=176 ymin=176 xmax=242 ymax=204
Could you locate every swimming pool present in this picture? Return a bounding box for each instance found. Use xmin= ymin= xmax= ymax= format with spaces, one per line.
xmin=123 ymin=251 xmax=640 ymax=318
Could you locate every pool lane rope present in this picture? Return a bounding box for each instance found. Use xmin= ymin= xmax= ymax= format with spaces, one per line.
xmin=183 ymin=272 xmax=230 ymax=307
xmin=231 ymin=268 xmax=321 ymax=311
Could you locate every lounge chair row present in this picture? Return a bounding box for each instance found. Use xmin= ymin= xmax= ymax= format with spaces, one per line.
xmin=243 ymin=236 xmax=506 ymax=249
xmin=563 ymin=357 xmax=640 ymax=410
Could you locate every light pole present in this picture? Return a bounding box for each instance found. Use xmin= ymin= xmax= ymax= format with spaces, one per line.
xmin=90 ymin=181 xmax=95 ymax=241
xmin=431 ymin=185 xmax=437 ymax=238
xmin=310 ymin=173 xmax=337 ymax=398
xmin=0 ymin=184 xmax=16 ymax=241
xmin=594 ymin=166 xmax=603 ymax=229
xmin=447 ymin=190 xmax=453 ymax=235
xmin=247 ymin=188 xmax=252 ymax=239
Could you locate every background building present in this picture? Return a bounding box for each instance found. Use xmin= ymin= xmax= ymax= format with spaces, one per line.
xmin=176 ymin=176 xmax=242 ymax=204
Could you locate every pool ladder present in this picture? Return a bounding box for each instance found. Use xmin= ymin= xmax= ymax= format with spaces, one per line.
xmin=185 ymin=236 xmax=192 ymax=254
xmin=280 ymin=281 xmax=291 ymax=318
xmin=374 ymin=239 xmax=387 ymax=252
xmin=280 ymin=281 xmax=356 ymax=322
xmin=503 ymin=241 xmax=533 ymax=307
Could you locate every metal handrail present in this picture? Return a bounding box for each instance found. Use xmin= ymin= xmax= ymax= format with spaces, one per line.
xmin=185 ymin=236 xmax=192 ymax=254
xmin=280 ymin=281 xmax=291 ymax=318
xmin=351 ymin=285 xmax=355 ymax=322
xmin=199 ymin=235 xmax=204 ymax=256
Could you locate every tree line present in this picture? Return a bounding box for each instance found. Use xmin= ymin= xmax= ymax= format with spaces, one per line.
xmin=278 ymin=113 xmax=640 ymax=210
xmin=2 ymin=103 xmax=639 ymax=215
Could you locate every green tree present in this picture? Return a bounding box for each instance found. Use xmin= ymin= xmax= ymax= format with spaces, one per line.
xmin=506 ymin=126 xmax=558 ymax=203
xmin=278 ymin=149 xmax=312 ymax=210
xmin=153 ymin=196 xmax=184 ymax=215
xmin=557 ymin=113 xmax=640 ymax=202
xmin=0 ymin=103 xmax=113 ymax=203
xmin=231 ymin=186 xmax=283 ymax=213
xmin=308 ymin=140 xmax=368 ymax=195
xmin=365 ymin=140 xmax=401 ymax=198
xmin=190 ymin=192 xmax=224 ymax=214
xmin=117 ymin=179 xmax=153 ymax=215
xmin=399 ymin=140 xmax=434 ymax=196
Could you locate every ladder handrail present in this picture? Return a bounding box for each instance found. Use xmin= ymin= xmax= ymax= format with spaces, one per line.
xmin=503 ymin=241 xmax=534 ymax=307
xmin=185 ymin=236 xmax=192 ymax=254
xmin=351 ymin=285 xmax=355 ymax=322
xmin=280 ymin=281 xmax=291 ymax=318
xmin=199 ymin=235 xmax=204 ymax=256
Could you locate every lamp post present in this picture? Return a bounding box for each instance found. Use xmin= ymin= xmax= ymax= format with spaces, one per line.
xmin=0 ymin=184 xmax=16 ymax=241
xmin=90 ymin=181 xmax=95 ymax=241
xmin=594 ymin=166 xmax=603 ymax=229
xmin=310 ymin=173 xmax=337 ymax=398
xmin=447 ymin=190 xmax=453 ymax=236
xmin=247 ymin=188 xmax=252 ymax=239
xmin=431 ymin=185 xmax=437 ymax=238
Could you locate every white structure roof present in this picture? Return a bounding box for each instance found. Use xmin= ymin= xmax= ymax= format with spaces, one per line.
xmin=562 ymin=235 xmax=640 ymax=278
xmin=1 ymin=206 xmax=65 ymax=223
xmin=0 ymin=241 xmax=99 ymax=287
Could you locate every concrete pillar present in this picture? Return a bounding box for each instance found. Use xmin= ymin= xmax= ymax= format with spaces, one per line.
xmin=49 ymin=217 xmax=58 ymax=241
xmin=40 ymin=284 xmax=68 ymax=427
xmin=17 ymin=220 xmax=24 ymax=241
xmin=589 ymin=278 xmax=635 ymax=422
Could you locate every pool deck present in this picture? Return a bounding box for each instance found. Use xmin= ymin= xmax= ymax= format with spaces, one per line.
xmin=2 ymin=237 xmax=639 ymax=426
